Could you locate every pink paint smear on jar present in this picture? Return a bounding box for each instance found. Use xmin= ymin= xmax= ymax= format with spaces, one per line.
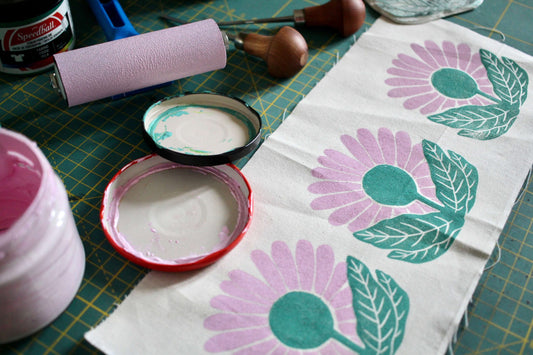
xmin=0 ymin=128 xmax=85 ymax=344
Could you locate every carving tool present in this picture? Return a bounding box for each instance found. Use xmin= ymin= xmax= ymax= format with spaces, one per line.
xmin=162 ymin=15 xmax=308 ymax=79
xmin=168 ymin=0 xmax=366 ymax=37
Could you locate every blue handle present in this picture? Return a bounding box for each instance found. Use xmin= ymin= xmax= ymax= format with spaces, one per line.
xmin=87 ymin=0 xmax=138 ymax=40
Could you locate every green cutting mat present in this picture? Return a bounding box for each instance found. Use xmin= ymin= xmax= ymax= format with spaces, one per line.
xmin=1 ymin=0 xmax=532 ymax=354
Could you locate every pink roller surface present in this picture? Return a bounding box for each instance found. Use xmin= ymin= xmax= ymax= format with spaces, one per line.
xmin=53 ymin=19 xmax=227 ymax=106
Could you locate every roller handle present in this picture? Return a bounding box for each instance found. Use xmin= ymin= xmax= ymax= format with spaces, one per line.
xmin=86 ymin=0 xmax=138 ymax=40
xmin=301 ymin=0 xmax=366 ymax=37
xmin=234 ymin=26 xmax=308 ymax=78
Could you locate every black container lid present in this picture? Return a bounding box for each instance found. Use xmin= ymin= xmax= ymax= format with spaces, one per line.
xmin=143 ymin=92 xmax=262 ymax=166
xmin=0 ymin=0 xmax=63 ymax=23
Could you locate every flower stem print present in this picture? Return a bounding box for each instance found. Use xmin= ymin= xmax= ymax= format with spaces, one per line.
xmin=309 ymin=128 xmax=478 ymax=263
xmin=204 ymin=241 xmax=409 ymax=354
xmin=386 ymin=41 xmax=528 ymax=140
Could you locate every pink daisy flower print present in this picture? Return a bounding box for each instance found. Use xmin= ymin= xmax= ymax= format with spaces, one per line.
xmin=309 ymin=128 xmax=439 ymax=233
xmin=204 ymin=240 xmax=362 ymax=354
xmin=385 ymin=40 xmax=497 ymax=115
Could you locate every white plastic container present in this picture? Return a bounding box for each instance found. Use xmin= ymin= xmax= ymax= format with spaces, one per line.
xmin=0 ymin=128 xmax=85 ymax=344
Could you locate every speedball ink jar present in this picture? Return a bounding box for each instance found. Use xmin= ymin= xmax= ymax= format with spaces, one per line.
xmin=0 ymin=128 xmax=85 ymax=343
xmin=0 ymin=0 xmax=75 ymax=74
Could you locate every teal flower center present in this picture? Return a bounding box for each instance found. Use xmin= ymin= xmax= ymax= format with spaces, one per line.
xmin=269 ymin=291 xmax=333 ymax=349
xmin=362 ymin=164 xmax=419 ymax=206
xmin=431 ymin=68 xmax=479 ymax=99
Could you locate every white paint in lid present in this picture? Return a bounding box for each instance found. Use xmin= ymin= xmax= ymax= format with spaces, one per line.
xmin=101 ymin=154 xmax=253 ymax=271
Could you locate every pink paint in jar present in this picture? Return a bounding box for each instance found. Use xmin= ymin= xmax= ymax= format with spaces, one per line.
xmin=0 ymin=127 xmax=85 ymax=344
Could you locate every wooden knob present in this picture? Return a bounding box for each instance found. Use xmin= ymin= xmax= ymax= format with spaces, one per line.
xmin=303 ymin=0 xmax=366 ymax=37
xmin=241 ymin=26 xmax=309 ymax=78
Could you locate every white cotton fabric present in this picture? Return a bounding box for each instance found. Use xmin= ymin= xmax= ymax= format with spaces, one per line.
xmin=85 ymin=18 xmax=533 ymax=354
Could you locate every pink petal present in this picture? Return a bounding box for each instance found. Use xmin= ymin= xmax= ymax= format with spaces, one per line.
xmin=470 ymin=66 xmax=488 ymax=79
xmin=397 ymin=53 xmax=434 ymax=73
xmin=404 ymin=143 xmax=425 ymax=174
xmin=311 ymin=191 xmax=367 ymax=210
xmin=411 ymin=43 xmax=439 ymax=69
xmin=387 ymin=67 xmax=429 ymax=79
xmin=477 ymin=78 xmax=492 ymax=86
xmin=338 ymin=322 xmax=359 ymax=339
xmin=234 ymin=339 xmax=279 ymax=355
xmin=457 ymin=43 xmax=472 ymax=71
xmin=403 ymin=92 xmax=439 ymax=110
xmin=408 ymin=201 xmax=431 ymax=214
xmin=223 ymin=270 xmax=278 ymax=303
xmin=411 ymin=160 xmax=430 ymax=177
xmin=442 ymin=41 xmax=458 ymax=68
xmin=204 ymin=327 xmax=272 ymax=352
xmin=314 ymin=244 xmax=335 ymax=295
xmin=210 ymin=295 xmax=271 ymax=314
xmin=340 ymin=135 xmax=375 ymax=168
xmin=467 ymin=52 xmax=483 ymax=74
xmin=296 ymin=240 xmax=315 ymax=291
xmin=204 ymin=313 xmax=268 ymax=331
xmin=477 ymin=96 xmax=494 ymax=105
xmin=385 ymin=77 xmax=429 ymax=86
xmin=324 ymin=263 xmax=348 ymax=300
xmin=394 ymin=131 xmax=412 ymax=168
xmin=392 ymin=58 xmax=418 ymax=71
xmin=416 ymin=175 xmax=435 ymax=188
xmin=425 ymin=40 xmax=448 ymax=67
xmin=388 ymin=85 xmax=434 ymax=98
xmin=357 ymin=129 xmax=384 ymax=165
xmin=420 ymin=95 xmax=446 ymax=115
xmin=328 ymin=199 xmax=373 ymax=225
xmin=251 ymin=249 xmax=287 ymax=296
xmin=312 ymin=167 xmax=361 ymax=182
xmin=272 ymin=241 xmax=299 ymax=290
xmin=335 ymin=304 xmax=356 ymax=321
xmin=347 ymin=203 xmax=380 ymax=232
xmin=442 ymin=98 xmax=456 ymax=110
xmin=323 ymin=149 xmax=366 ymax=172
xmin=271 ymin=345 xmax=287 ymax=355
xmin=469 ymin=97 xmax=484 ymax=106
xmin=308 ymin=181 xmax=362 ymax=195
xmin=374 ymin=205 xmax=393 ymax=223
xmin=378 ymin=128 xmax=396 ymax=165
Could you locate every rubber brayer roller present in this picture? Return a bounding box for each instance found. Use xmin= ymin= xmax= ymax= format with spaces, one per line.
xmin=50 ymin=19 xmax=227 ymax=107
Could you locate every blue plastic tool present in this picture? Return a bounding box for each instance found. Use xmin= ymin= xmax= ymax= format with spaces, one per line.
xmin=86 ymin=0 xmax=172 ymax=98
xmin=86 ymin=0 xmax=138 ymax=40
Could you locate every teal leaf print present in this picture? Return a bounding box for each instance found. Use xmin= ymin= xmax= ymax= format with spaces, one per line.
xmin=447 ymin=150 xmax=478 ymax=213
xmin=501 ymin=56 xmax=529 ymax=106
xmin=354 ymin=212 xmax=464 ymax=263
xmin=480 ymin=49 xmax=522 ymax=107
xmin=423 ymin=140 xmax=478 ymax=215
xmin=428 ymin=104 xmax=519 ymax=140
xmin=347 ymin=256 xmax=409 ymax=354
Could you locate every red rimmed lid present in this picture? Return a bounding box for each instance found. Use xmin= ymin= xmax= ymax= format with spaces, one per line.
xmin=100 ymin=154 xmax=253 ymax=271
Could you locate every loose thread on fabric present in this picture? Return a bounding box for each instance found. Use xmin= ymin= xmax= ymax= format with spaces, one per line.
xmin=484 ymin=241 xmax=502 ymax=271
xmin=471 ymin=26 xmax=506 ymax=42
xmin=514 ymin=166 xmax=532 ymax=206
